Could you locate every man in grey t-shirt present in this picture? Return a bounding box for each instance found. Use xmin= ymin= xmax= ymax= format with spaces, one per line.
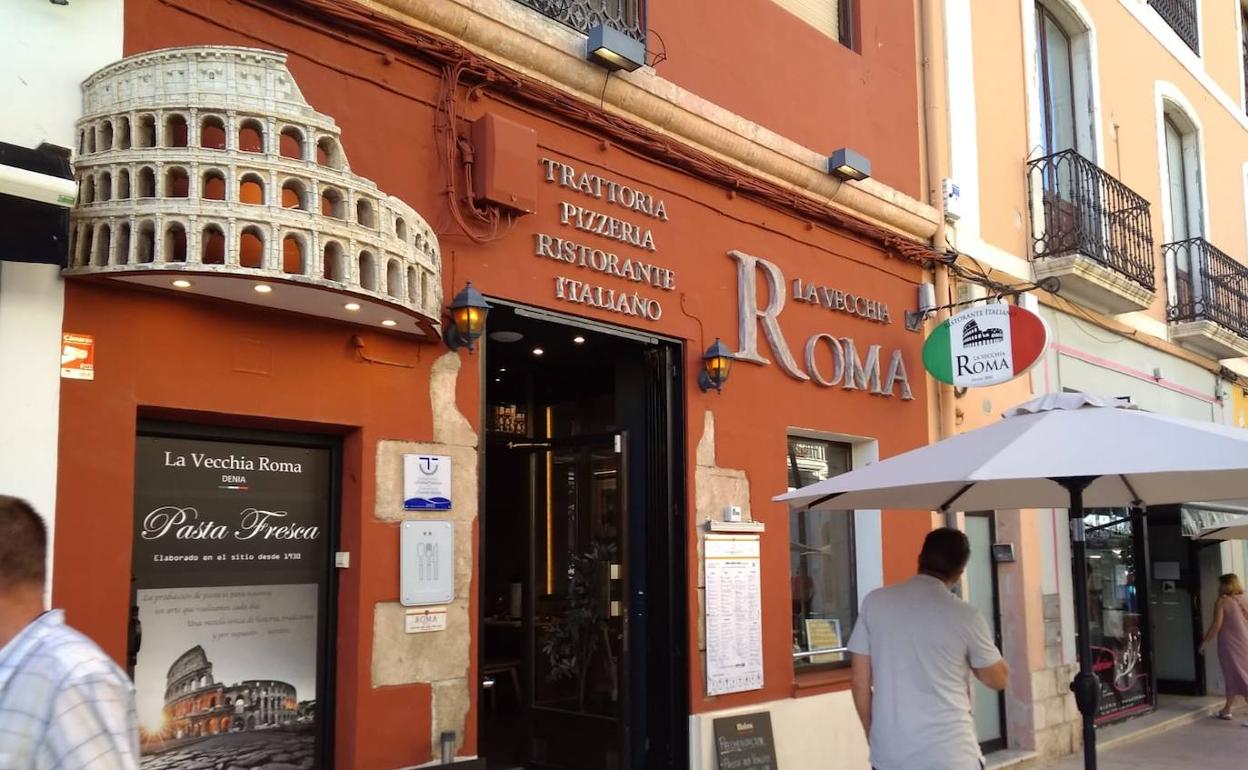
xmin=848 ymin=528 xmax=1008 ymax=770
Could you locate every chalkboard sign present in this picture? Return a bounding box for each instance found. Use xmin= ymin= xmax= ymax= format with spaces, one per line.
xmin=713 ymin=711 xmax=778 ymax=770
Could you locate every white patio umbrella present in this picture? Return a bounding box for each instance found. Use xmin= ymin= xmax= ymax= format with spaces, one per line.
xmin=775 ymin=392 xmax=1248 ymax=770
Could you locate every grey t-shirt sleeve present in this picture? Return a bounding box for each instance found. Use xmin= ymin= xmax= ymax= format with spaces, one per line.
xmin=966 ymin=609 xmax=1003 ymax=668
xmin=847 ymin=596 xmax=870 ymax=655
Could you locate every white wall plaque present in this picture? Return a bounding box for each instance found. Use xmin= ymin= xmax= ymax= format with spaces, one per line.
xmin=704 ymin=534 xmax=764 ymax=696
xmin=405 ymin=607 xmax=448 ymax=633
xmin=400 ymin=520 xmax=454 ymax=606
xmin=404 ymin=454 xmax=452 ymax=510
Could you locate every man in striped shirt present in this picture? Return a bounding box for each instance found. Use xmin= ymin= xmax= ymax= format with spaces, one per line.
xmin=0 ymin=495 xmax=139 ymax=770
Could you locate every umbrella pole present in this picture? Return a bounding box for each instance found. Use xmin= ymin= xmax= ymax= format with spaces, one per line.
xmin=1062 ymin=477 xmax=1100 ymax=770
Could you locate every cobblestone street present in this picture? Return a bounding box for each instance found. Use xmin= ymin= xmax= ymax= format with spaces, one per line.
xmin=139 ymin=732 xmax=315 ymax=770
xmin=1037 ymin=715 xmax=1248 ymax=770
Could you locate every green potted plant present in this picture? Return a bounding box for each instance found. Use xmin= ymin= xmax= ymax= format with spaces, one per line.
xmin=539 ymin=539 xmax=618 ymax=712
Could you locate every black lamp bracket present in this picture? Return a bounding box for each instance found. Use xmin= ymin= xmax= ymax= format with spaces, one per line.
xmin=904 ymin=276 xmax=1061 ymax=332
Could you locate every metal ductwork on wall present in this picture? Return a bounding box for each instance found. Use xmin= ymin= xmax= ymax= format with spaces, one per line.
xmin=0 ymin=141 xmax=76 ymax=266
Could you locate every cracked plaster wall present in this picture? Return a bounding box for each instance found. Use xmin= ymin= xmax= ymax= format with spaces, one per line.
xmin=370 ymin=351 xmax=477 ymax=760
xmin=693 ymin=410 xmax=751 ymax=663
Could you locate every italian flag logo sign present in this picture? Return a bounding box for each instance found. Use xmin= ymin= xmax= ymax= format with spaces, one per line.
xmin=922 ymin=304 xmax=1049 ymax=387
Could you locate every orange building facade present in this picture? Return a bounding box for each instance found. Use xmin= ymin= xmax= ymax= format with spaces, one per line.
xmin=50 ymin=1 xmax=942 ymax=768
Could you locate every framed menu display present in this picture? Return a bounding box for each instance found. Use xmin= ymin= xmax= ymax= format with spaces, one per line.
xmin=704 ymin=534 xmax=764 ymax=696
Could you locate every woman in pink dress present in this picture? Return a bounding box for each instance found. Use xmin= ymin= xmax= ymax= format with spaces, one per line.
xmin=1199 ymin=573 xmax=1248 ymax=723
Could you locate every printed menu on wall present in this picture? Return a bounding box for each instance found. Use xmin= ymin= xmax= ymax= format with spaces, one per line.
xmin=704 ymin=534 xmax=764 ymax=696
xmin=131 ymin=435 xmax=331 ymax=769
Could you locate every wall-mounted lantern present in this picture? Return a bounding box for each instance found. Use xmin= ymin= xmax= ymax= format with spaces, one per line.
xmin=827 ymin=147 xmax=872 ymax=182
xmin=586 ymin=25 xmax=646 ymax=72
xmin=445 ymin=282 xmax=491 ymax=352
xmin=698 ymin=338 xmax=733 ymax=393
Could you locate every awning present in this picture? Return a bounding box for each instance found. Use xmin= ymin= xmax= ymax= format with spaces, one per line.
xmin=0 ymin=141 xmax=75 ymax=266
xmin=1181 ymin=501 xmax=1248 ymax=537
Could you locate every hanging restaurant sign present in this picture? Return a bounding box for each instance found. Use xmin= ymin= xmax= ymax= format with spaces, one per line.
xmin=922 ymin=303 xmax=1049 ymax=387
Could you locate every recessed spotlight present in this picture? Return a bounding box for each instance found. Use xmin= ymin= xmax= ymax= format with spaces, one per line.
xmin=254 ymin=284 xmax=272 ymax=294
xmin=172 ymin=279 xmax=192 ymax=289
xmin=532 ymin=347 xmax=544 ymax=356
xmin=381 ymin=319 xmax=397 ymax=327
xmin=498 ymin=367 xmax=507 ymax=373
xmin=573 ymin=335 xmax=586 ymax=344
xmin=344 ymin=302 xmax=361 ymax=311
xmin=494 ymin=378 xmax=501 ymax=383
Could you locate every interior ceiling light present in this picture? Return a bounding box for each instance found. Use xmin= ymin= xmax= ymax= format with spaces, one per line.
xmin=532 ymin=347 xmax=544 ymax=356
xmin=172 ymin=279 xmax=192 ymax=288
xmin=253 ymin=284 xmax=273 ymax=294
xmin=573 ymin=335 xmax=586 ymax=344
xmin=344 ymin=302 xmax=361 ymax=311
xmin=499 ymin=367 xmax=507 ymax=373
xmin=489 ymin=330 xmax=524 ymax=343
xmin=381 ymin=319 xmax=397 ymax=327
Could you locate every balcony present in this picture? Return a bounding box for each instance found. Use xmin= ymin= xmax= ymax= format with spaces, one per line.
xmin=1165 ymin=238 xmax=1248 ymax=359
xmin=1149 ymin=0 xmax=1199 ymax=54
xmin=515 ymin=0 xmax=645 ymax=41
xmin=1027 ymin=149 xmax=1157 ymax=315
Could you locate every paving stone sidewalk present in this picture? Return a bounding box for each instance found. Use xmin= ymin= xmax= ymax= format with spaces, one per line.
xmin=1036 ymin=714 xmax=1248 ymax=769
xmin=140 ymin=731 xmax=315 ymax=770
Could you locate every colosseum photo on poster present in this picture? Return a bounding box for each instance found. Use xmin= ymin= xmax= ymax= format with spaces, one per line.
xmin=133 ymin=582 xmax=320 ymax=767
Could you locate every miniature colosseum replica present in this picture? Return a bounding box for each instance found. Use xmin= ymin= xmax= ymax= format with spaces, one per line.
xmin=66 ymin=46 xmax=442 ymax=337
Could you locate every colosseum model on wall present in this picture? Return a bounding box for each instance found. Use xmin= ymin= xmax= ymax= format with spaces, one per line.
xmin=66 ymin=46 xmax=442 ymax=337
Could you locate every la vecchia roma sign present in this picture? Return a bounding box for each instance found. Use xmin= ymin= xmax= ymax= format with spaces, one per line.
xmin=922 ymin=304 xmax=1049 ymax=387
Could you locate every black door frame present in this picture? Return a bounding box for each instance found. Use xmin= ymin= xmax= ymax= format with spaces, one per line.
xmin=133 ymin=419 xmax=342 ymax=770
xmin=476 ymin=301 xmax=688 ymax=770
xmin=965 ymin=511 xmax=1007 ymax=754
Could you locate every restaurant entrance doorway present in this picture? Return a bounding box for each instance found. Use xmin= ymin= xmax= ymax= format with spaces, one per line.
xmin=478 ymin=305 xmax=686 ymax=770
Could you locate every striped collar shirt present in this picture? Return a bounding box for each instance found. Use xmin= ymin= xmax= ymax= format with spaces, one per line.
xmin=0 ymin=610 xmax=139 ymax=770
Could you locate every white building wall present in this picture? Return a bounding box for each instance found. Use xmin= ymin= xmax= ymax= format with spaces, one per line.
xmin=0 ymin=0 xmax=124 ymax=590
xmin=689 ymin=690 xmax=869 ymax=769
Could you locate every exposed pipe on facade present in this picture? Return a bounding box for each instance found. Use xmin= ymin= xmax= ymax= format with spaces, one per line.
xmin=919 ymin=0 xmax=957 ymax=459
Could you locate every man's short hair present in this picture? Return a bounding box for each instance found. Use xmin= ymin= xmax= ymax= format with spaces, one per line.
xmin=0 ymin=495 xmax=47 ymax=588
xmin=918 ymin=527 xmax=971 ymax=581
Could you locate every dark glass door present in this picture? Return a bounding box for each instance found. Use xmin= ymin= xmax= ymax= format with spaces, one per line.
xmin=527 ymin=433 xmax=629 ymax=770
xmin=1148 ymin=510 xmax=1206 ymax=696
xmin=1084 ymin=509 xmax=1153 ymax=723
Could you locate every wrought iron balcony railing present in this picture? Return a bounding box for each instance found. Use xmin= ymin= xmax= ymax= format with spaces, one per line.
xmin=1165 ymin=238 xmax=1248 ymax=340
xmin=1149 ymin=0 xmax=1199 ymax=54
xmin=515 ymin=0 xmax=645 ymax=41
xmin=1027 ymin=149 xmax=1156 ymax=291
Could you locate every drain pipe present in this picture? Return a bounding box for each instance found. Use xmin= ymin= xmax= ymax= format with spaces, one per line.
xmin=919 ymin=0 xmax=956 ymax=526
